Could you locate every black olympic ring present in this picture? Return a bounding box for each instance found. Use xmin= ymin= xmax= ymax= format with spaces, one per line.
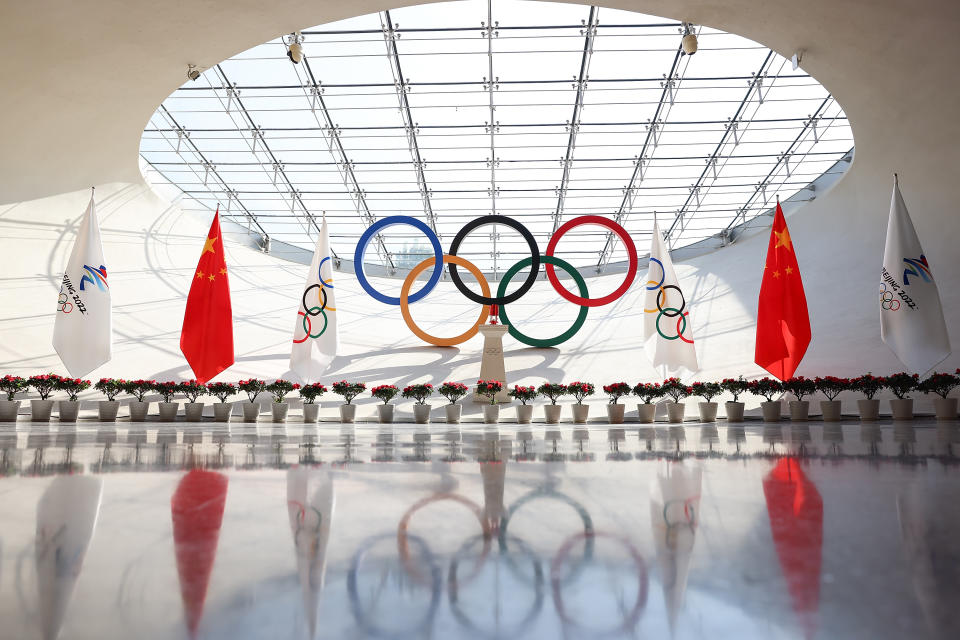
xmin=656 ymin=284 xmax=685 ymax=318
xmin=302 ymin=284 xmax=328 ymax=316
xmin=448 ymin=214 xmax=541 ymax=306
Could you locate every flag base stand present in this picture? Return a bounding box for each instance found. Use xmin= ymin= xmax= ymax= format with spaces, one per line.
xmin=474 ymin=324 xmax=510 ymax=403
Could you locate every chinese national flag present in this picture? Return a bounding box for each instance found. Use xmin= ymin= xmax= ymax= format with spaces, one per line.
xmin=180 ymin=211 xmax=234 ymax=383
xmin=755 ymin=202 xmax=811 ymax=380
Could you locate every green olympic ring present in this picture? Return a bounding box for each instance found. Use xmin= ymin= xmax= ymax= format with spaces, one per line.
xmin=497 ymin=255 xmax=589 ymax=348
xmin=300 ymin=306 xmax=328 ymax=339
xmin=656 ymin=306 xmax=688 ymax=341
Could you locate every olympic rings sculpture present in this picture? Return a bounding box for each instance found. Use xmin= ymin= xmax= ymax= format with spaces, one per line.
xmin=354 ymin=214 xmax=639 ymax=347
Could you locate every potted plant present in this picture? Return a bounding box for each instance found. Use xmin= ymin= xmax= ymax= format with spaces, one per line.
xmin=660 ymin=378 xmax=690 ymax=423
xmin=237 ymin=378 xmax=266 ymax=422
xmin=124 ymin=379 xmax=154 ymax=422
xmin=332 ymin=380 xmax=365 ymax=423
xmin=690 ymin=381 xmax=722 ymax=422
xmin=154 ymin=381 xmax=180 ymax=421
xmin=782 ymin=376 xmax=816 ymax=421
xmin=561 ymin=381 xmax=591 ymax=424
xmin=632 ymin=382 xmax=662 ymax=423
xmin=537 ymin=382 xmax=567 ymax=424
xmin=402 ymin=383 xmax=434 ymax=424
xmin=720 ymin=377 xmax=749 ymax=422
xmin=439 ymin=382 xmax=468 ymax=424
xmin=206 ymin=381 xmax=237 ymax=422
xmin=920 ymin=372 xmax=959 ymax=420
xmin=298 ymin=382 xmax=327 ymax=423
xmin=602 ymin=382 xmax=631 ymax=424
xmin=476 ymin=380 xmax=504 ymax=423
xmin=0 ymin=375 xmax=26 ymax=422
xmin=748 ymin=377 xmax=783 ymax=422
xmin=178 ymin=379 xmax=208 ymax=422
xmin=814 ymin=376 xmax=848 ymax=422
xmin=371 ymin=384 xmax=400 ymax=423
xmin=851 ymin=373 xmax=885 ymax=421
xmin=55 ymin=377 xmax=90 ymax=422
xmin=886 ymin=372 xmax=919 ymax=420
xmin=28 ymin=374 xmax=61 ymax=422
xmin=265 ymin=379 xmax=299 ymax=423
xmin=509 ymin=385 xmax=538 ymax=424
xmin=94 ymin=377 xmax=124 ymax=421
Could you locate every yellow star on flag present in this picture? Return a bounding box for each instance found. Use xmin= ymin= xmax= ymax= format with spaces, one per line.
xmin=774 ymin=228 xmax=792 ymax=250
xmin=773 ymin=270 xmax=781 ymax=278
xmin=219 ymin=268 xmax=227 ymax=275
xmin=202 ymin=236 xmax=218 ymax=255
xmin=208 ymin=273 xmax=216 ymax=281
xmin=785 ymin=266 xmax=794 ymax=275
xmin=196 ymin=270 xmax=204 ymax=279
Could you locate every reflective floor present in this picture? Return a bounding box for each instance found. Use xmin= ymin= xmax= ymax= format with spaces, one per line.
xmin=1 ymin=420 xmax=959 ymax=639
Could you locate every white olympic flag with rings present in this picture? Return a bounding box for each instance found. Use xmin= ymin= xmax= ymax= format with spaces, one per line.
xmin=642 ymin=221 xmax=699 ymax=374
xmin=290 ymin=219 xmax=338 ymax=381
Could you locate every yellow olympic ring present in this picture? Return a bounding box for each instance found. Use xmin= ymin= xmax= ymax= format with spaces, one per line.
xmin=318 ymin=278 xmax=336 ymax=311
xmin=400 ymin=255 xmax=490 ymax=346
xmin=644 ymin=280 xmax=663 ymax=313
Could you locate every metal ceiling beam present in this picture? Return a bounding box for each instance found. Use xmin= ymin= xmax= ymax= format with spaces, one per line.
xmin=551 ymin=5 xmax=599 ymax=233
xmin=482 ymin=0 xmax=500 ymax=276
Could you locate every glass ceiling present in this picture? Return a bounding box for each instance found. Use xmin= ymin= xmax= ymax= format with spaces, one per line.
xmin=139 ymin=0 xmax=853 ymax=278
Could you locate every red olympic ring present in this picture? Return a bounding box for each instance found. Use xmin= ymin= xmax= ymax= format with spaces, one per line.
xmin=545 ymin=215 xmax=638 ymax=307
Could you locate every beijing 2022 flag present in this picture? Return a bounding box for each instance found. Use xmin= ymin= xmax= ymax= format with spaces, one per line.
xmin=290 ymin=219 xmax=338 ymax=381
xmin=52 ymin=190 xmax=112 ymax=377
xmin=880 ymin=176 xmax=951 ymax=374
xmin=642 ymin=220 xmax=698 ymax=373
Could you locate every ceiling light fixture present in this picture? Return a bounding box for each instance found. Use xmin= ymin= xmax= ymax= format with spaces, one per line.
xmin=286 ymin=32 xmax=304 ymax=64
xmin=186 ymin=63 xmax=200 ymax=81
xmin=681 ymin=22 xmax=698 ymax=55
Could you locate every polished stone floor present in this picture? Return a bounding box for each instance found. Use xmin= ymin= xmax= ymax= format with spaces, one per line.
xmin=1 ymin=420 xmax=958 ymax=639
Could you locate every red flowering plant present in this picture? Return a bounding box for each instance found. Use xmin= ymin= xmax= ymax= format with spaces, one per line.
xmin=265 ymin=379 xmax=300 ymax=403
xmin=919 ymin=372 xmax=960 ymax=399
xmin=177 ymin=379 xmax=208 ymax=403
xmin=747 ymin=377 xmax=782 ymax=402
xmin=814 ymin=376 xmax=850 ymax=401
xmin=661 ymin=378 xmax=691 ymax=403
xmin=851 ymin=373 xmax=886 ymax=400
xmin=153 ymin=381 xmax=179 ymax=403
xmin=0 ymin=375 xmax=26 ymax=401
xmin=567 ymin=381 xmax=595 ymax=405
xmin=332 ymin=380 xmax=366 ymax=404
xmin=536 ymin=382 xmax=567 ymax=405
xmin=28 ymin=374 xmax=61 ymax=400
xmin=123 ymin=379 xmax=156 ymax=402
xmin=690 ymin=381 xmax=722 ymax=402
xmin=720 ymin=376 xmax=749 ymax=402
xmin=402 ymin=383 xmax=434 ymax=405
xmin=632 ymin=382 xmax=663 ymax=404
xmin=508 ymin=385 xmax=538 ymax=405
xmin=476 ymin=379 xmax=504 ymax=405
xmin=56 ymin=377 xmax=91 ymax=401
xmin=439 ymin=382 xmax=468 ymax=405
xmin=885 ymin=372 xmax=919 ymax=399
xmin=782 ymin=376 xmax=817 ymax=402
xmin=371 ymin=384 xmax=399 ymax=404
xmin=298 ymin=382 xmax=327 ymax=404
xmin=93 ymin=377 xmax=125 ymax=401
xmin=602 ymin=382 xmax=631 ymax=404
xmin=237 ymin=378 xmax=267 ymax=403
xmin=206 ymin=381 xmax=237 ymax=403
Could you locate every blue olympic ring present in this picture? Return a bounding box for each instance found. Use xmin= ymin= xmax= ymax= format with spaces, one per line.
xmin=354 ymin=216 xmax=444 ymax=305
xmin=645 ymin=257 xmax=665 ymax=290
xmin=318 ymin=256 xmax=334 ymax=289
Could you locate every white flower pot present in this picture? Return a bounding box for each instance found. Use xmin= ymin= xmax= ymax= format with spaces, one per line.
xmin=725 ymin=401 xmax=745 ymax=422
xmin=445 ymin=404 xmax=461 ymax=424
xmin=820 ymin=400 xmax=842 ymax=422
xmin=158 ymin=401 xmax=179 ymax=422
xmin=666 ymin=402 xmax=685 ymax=424
xmin=483 ymin=404 xmax=500 ymax=424
xmin=698 ymin=402 xmax=718 ymax=423
xmin=213 ymin=402 xmax=232 ymax=422
xmin=516 ymin=404 xmax=533 ymax=424
xmin=98 ymin=400 xmax=120 ymax=422
xmin=272 ymin=402 xmax=289 ymax=423
xmin=761 ymin=401 xmax=782 ymax=423
xmin=890 ymin=398 xmax=914 ymax=421
xmin=544 ymin=404 xmax=562 ymax=424
xmin=302 ymin=403 xmax=319 ymax=423
xmin=413 ymin=403 xmax=431 ymax=424
xmin=377 ymin=404 xmax=394 ymax=423
xmin=637 ymin=403 xmax=656 ymax=423
xmin=0 ymin=399 xmax=20 ymax=422
xmin=58 ymin=400 xmax=80 ymax=422
xmin=933 ymin=397 xmax=958 ymax=420
xmin=858 ymin=398 xmax=880 ymax=421
xmin=129 ymin=401 xmax=150 ymax=422
xmin=31 ymin=399 xmax=54 ymax=422
xmin=242 ymin=402 xmax=260 ymax=423
xmin=606 ymin=404 xmax=625 ymax=424
xmin=184 ymin=402 xmax=204 ymax=422
xmin=789 ymin=400 xmax=809 ymax=422
xmin=340 ymin=404 xmax=356 ymax=423
xmin=572 ymin=404 xmax=590 ymax=424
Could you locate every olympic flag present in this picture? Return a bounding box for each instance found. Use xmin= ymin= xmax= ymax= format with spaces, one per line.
xmin=880 ymin=176 xmax=951 ymax=374
xmin=642 ymin=220 xmax=699 ymax=374
xmin=291 ymin=219 xmax=338 ymax=381
xmin=52 ymin=191 xmax=112 ymax=377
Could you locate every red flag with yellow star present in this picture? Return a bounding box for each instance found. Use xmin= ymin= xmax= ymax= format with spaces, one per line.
xmin=180 ymin=211 xmax=234 ymax=382
xmin=755 ymin=201 xmax=811 ymax=380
